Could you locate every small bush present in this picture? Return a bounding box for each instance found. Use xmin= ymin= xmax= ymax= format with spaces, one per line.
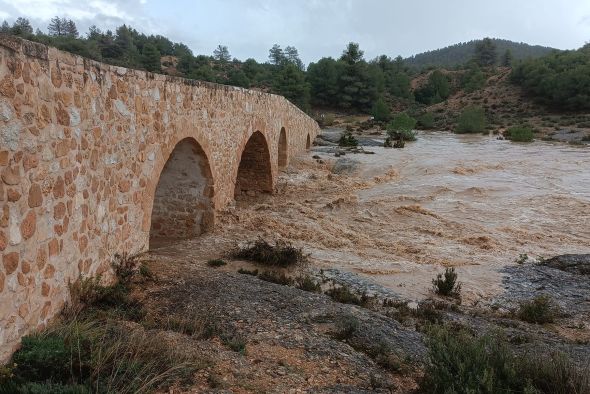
xmin=417 ymin=112 xmax=435 ymax=129
xmin=294 ymin=275 xmax=322 ymax=293
xmin=325 ymin=284 xmax=371 ymax=307
xmin=237 ymin=268 xmax=259 ymax=276
xmin=207 ymin=259 xmax=226 ymax=267
xmin=257 ymin=270 xmax=293 ymax=286
xmin=5 ymin=318 xmax=198 ymax=393
xmin=506 ymin=125 xmax=534 ymax=142
xmin=222 ymin=333 xmax=247 ymax=354
xmin=332 ymin=314 xmax=359 ymax=340
xmin=338 ymin=130 xmax=358 ymax=147
xmin=432 ymin=268 xmax=461 ymax=298
xmin=420 ymin=324 xmax=589 ymax=394
xmin=456 ymin=106 xmax=486 ymax=134
xmin=517 ymin=295 xmax=557 ymax=324
xmin=387 ymin=113 xmax=417 ymax=141
xmin=233 ymin=239 xmax=307 ymax=267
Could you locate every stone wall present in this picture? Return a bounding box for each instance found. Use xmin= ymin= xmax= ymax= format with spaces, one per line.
xmin=0 ymin=35 xmax=319 ymax=360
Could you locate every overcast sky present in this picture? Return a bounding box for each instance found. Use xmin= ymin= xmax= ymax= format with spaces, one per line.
xmin=1 ymin=0 xmax=589 ymax=64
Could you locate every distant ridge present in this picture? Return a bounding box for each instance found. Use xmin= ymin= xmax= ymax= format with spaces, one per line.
xmin=405 ymin=38 xmax=557 ymax=69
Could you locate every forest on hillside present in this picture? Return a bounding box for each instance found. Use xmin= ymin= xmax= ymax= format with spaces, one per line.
xmin=1 ymin=17 xmax=589 ymax=114
xmin=404 ymin=38 xmax=556 ymax=69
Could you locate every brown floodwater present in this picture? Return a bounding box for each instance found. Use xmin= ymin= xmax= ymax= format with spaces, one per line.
xmin=153 ymin=131 xmax=590 ymax=305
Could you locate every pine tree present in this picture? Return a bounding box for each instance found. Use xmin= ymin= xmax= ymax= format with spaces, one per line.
xmin=268 ymin=44 xmax=285 ymax=65
xmin=64 ymin=19 xmax=78 ymax=38
xmin=284 ymin=46 xmax=304 ymax=70
xmin=12 ymin=17 xmax=33 ymax=37
xmin=474 ymin=37 xmax=497 ymax=67
xmin=501 ymin=49 xmax=513 ymax=67
xmin=48 ymin=16 xmax=65 ymax=36
xmin=273 ymin=63 xmax=310 ymax=110
xmin=213 ymin=45 xmax=231 ymax=62
xmin=0 ymin=21 xmax=10 ymax=33
xmin=141 ymin=43 xmax=161 ymax=72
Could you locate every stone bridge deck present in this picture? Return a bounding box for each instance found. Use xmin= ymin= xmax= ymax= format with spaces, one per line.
xmin=0 ymin=35 xmax=319 ymax=358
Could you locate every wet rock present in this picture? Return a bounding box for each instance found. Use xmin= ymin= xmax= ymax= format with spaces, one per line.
xmin=541 ymin=254 xmax=590 ymax=276
xmin=331 ymin=158 xmax=360 ymax=175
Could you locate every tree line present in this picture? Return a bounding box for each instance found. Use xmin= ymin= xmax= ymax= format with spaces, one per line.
xmin=1 ymin=17 xmax=588 ymax=114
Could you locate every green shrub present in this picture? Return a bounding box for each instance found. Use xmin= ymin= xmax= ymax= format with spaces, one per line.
xmin=371 ymin=97 xmax=391 ymax=122
xmin=332 ymin=314 xmax=359 ymax=340
xmin=5 ymin=318 xmax=198 ymax=394
xmin=506 ymin=126 xmax=534 ymax=142
xmin=294 ymin=275 xmax=322 ymax=293
xmin=456 ymin=106 xmax=486 ymax=133
xmin=432 ymin=268 xmax=461 ymax=298
xmin=325 ymin=283 xmax=371 ymax=307
xmin=417 ymin=112 xmax=435 ymax=129
xmin=222 ymin=333 xmax=247 ymax=354
xmin=237 ymin=268 xmax=259 ymax=276
xmin=420 ymin=324 xmax=589 ymax=394
xmin=338 ymin=130 xmax=358 ymax=147
xmin=207 ymin=259 xmax=226 ymax=267
xmin=233 ymin=239 xmax=307 ymax=267
xmin=257 ymin=270 xmax=293 ymax=286
xmin=517 ymin=295 xmax=557 ymax=324
xmin=387 ymin=112 xmax=417 ymax=141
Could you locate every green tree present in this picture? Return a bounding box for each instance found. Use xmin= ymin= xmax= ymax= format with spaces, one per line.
xmin=141 ymin=43 xmax=161 ymax=72
xmin=268 ymin=44 xmax=285 ymax=65
xmin=284 ymin=46 xmax=304 ymax=70
xmin=11 ymin=17 xmax=34 ymax=37
xmin=474 ymin=37 xmax=497 ymax=67
xmin=338 ymin=42 xmax=378 ymax=111
xmin=273 ymin=63 xmax=310 ymax=111
xmin=387 ymin=112 xmax=417 ymax=141
xmin=306 ymin=57 xmax=340 ymax=107
xmin=415 ymin=70 xmax=451 ymax=104
xmin=64 ymin=20 xmax=78 ymax=38
xmin=462 ymin=63 xmax=486 ymax=93
xmin=228 ymin=69 xmax=250 ymax=88
xmin=213 ymin=45 xmax=231 ymax=62
xmin=501 ymin=49 xmax=513 ymax=67
xmin=371 ymin=97 xmax=390 ymax=122
xmin=0 ymin=21 xmax=10 ymax=33
xmin=456 ymin=106 xmax=486 ymax=133
xmin=48 ymin=16 xmax=66 ymax=36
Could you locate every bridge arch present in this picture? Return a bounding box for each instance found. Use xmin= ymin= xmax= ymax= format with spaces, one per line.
xmin=278 ymin=127 xmax=288 ymax=169
xmin=149 ymin=137 xmax=215 ymax=247
xmin=234 ymin=130 xmax=273 ymax=197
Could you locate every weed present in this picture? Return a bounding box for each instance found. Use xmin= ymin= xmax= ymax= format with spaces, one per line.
xmin=207 ymin=259 xmax=226 ymax=267
xmin=517 ymin=295 xmax=558 ymax=324
xmin=233 ymin=239 xmax=307 ymax=267
xmin=432 ymin=268 xmax=461 ymax=298
xmin=237 ymin=268 xmax=259 ymax=276
xmin=419 ymin=324 xmax=589 ymax=394
xmin=222 ymin=333 xmax=247 ymax=354
xmin=515 ymin=253 xmax=528 ymax=264
xmin=258 ymin=271 xmax=293 ymax=286
xmin=294 ymin=275 xmax=322 ymax=293
xmin=325 ymin=283 xmax=372 ymax=307
xmin=332 ymin=314 xmax=359 ymax=340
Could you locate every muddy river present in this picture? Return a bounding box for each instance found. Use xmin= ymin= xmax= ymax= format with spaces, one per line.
xmin=155 ymin=131 xmax=590 ymax=305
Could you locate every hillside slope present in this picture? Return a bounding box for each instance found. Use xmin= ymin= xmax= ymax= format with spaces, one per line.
xmin=405 ymin=38 xmax=556 ymax=69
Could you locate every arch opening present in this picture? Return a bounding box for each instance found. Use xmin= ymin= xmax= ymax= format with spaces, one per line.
xmin=149 ymin=138 xmax=214 ymax=247
xmin=278 ymin=127 xmax=288 ymax=169
xmin=235 ymin=131 xmax=273 ymax=197
xmin=306 ymin=133 xmax=311 ymax=150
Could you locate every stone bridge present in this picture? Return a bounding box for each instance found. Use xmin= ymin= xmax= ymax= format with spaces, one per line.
xmin=0 ymin=35 xmax=319 ymax=358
